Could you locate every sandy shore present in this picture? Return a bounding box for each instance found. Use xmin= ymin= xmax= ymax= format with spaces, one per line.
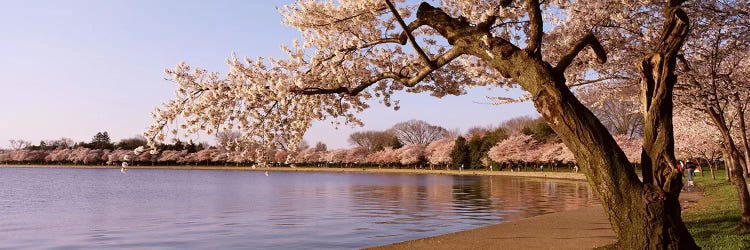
xmin=0 ymin=164 xmax=587 ymax=180
xmin=369 ymin=191 xmax=704 ymax=250
xmin=367 ymin=205 xmax=616 ymax=250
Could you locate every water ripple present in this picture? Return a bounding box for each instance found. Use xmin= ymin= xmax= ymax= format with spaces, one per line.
xmin=0 ymin=168 xmax=597 ymax=249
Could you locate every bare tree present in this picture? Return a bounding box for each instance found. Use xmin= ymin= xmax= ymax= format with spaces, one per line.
xmin=49 ymin=138 xmax=74 ymax=149
xmin=216 ymin=130 xmax=242 ymax=147
xmin=298 ymin=140 xmax=310 ymax=151
xmin=8 ymin=139 xmax=31 ymax=150
xmin=391 ymin=120 xmax=447 ymax=145
xmin=465 ymin=126 xmax=492 ymax=139
xmin=348 ymin=130 xmax=397 ymax=151
xmin=498 ymin=116 xmax=538 ymax=135
xmin=313 ymin=142 xmax=327 ymax=152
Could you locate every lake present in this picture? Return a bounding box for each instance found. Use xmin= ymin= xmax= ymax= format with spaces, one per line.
xmin=0 ymin=167 xmax=597 ymax=249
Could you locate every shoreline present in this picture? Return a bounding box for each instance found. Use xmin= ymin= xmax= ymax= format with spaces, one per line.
xmin=0 ymin=164 xmax=588 ymax=181
xmin=371 ymin=192 xmax=704 ymax=250
xmin=367 ymin=205 xmax=617 ymax=250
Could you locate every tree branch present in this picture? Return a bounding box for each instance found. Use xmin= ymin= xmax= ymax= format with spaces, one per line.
xmin=568 ymin=75 xmax=632 ymax=88
xmin=500 ymin=0 xmax=514 ymax=7
xmin=668 ymin=0 xmax=687 ymax=8
xmin=525 ymin=0 xmax=543 ymax=57
xmin=554 ymin=33 xmax=607 ymax=73
xmin=295 ymin=47 xmax=465 ymax=96
xmin=476 ymin=0 xmax=514 ymax=30
xmin=307 ymin=7 xmax=389 ymax=28
xmin=385 ymin=0 xmax=437 ymax=69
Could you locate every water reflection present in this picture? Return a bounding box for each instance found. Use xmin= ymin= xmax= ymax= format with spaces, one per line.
xmin=0 ymin=168 xmax=597 ymax=249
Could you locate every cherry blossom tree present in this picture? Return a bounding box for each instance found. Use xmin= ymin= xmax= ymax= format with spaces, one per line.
xmin=82 ymin=149 xmax=104 ymax=165
xmin=294 ymin=148 xmax=324 ymax=164
xmin=157 ymin=150 xmax=186 ymax=164
xmin=326 ymin=149 xmax=349 ymax=165
xmin=193 ymin=149 xmax=218 ymax=165
xmin=0 ymin=150 xmax=10 ymax=164
xmin=425 ymin=138 xmax=454 ymax=169
xmin=613 ymin=135 xmax=643 ymax=164
xmin=396 ymin=143 xmax=426 ymax=166
xmin=535 ymin=142 xmax=575 ymax=162
xmin=146 ymin=0 xmax=696 ymax=246
xmin=345 ymin=147 xmax=369 ymax=164
xmin=10 ymin=150 xmax=47 ymax=163
xmin=674 ymin=0 xmax=750 ymax=230
xmin=45 ymin=148 xmax=72 ymax=164
xmin=211 ymin=150 xmax=230 ymax=163
xmin=674 ymin=110 xmax=723 ymax=179
xmin=488 ymin=134 xmax=537 ymax=164
xmin=365 ymin=147 xmax=399 ymax=168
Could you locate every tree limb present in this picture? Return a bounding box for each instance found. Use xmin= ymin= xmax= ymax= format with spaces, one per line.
xmin=500 ymin=0 xmax=513 ymax=7
xmin=385 ymin=0 xmax=436 ymax=69
xmin=295 ymin=47 xmax=465 ymax=96
xmin=568 ymin=75 xmax=632 ymax=88
xmin=525 ymin=0 xmax=543 ymax=57
xmin=554 ymin=33 xmax=607 ymax=73
xmin=476 ymin=0 xmax=514 ymax=30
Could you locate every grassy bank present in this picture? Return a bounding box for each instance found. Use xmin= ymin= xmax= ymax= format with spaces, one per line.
xmin=684 ymin=171 xmax=750 ymax=249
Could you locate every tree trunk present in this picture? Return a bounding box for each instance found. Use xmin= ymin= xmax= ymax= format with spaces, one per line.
xmin=409 ymin=1 xmax=696 ymax=247
xmin=738 ymin=106 xmax=750 ymax=176
xmin=710 ymin=161 xmax=716 ymax=180
xmin=444 ymin=3 xmax=696 ymax=248
xmin=727 ymin=147 xmax=750 ymax=232
xmin=712 ymin=118 xmax=750 ymax=231
xmin=726 ymin=154 xmax=733 ymax=181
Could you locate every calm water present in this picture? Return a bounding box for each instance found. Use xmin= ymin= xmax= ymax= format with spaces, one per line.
xmin=0 ymin=167 xmax=597 ymax=249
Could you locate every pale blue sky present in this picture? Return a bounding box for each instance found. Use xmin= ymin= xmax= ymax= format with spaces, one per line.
xmin=0 ymin=0 xmax=537 ymax=149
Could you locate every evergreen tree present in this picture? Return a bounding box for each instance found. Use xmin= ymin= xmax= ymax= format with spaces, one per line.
xmin=90 ymin=131 xmax=114 ymax=149
xmin=532 ymin=121 xmax=557 ymax=143
xmin=388 ymin=137 xmax=403 ymax=149
xmin=186 ymin=140 xmax=197 ymax=153
xmin=450 ymin=136 xmax=469 ymax=170
xmin=116 ymin=136 xmax=147 ymax=150
xmin=468 ymin=136 xmax=484 ymax=169
xmin=173 ymin=140 xmax=184 ymax=151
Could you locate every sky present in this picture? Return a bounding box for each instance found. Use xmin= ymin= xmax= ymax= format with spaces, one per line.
xmin=0 ymin=0 xmax=538 ymax=150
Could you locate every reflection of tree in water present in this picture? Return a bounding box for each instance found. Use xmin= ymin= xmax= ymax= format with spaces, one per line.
xmin=474 ymin=176 xmax=599 ymax=220
xmin=344 ymin=174 xmax=598 ymax=233
xmin=347 ymin=174 xmax=456 ymax=221
xmin=451 ymin=176 xmax=496 ymax=223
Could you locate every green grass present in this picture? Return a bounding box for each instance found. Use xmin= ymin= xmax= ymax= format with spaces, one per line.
xmin=684 ymin=170 xmax=750 ymax=249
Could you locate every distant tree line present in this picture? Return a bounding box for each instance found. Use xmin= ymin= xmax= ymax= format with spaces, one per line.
xmin=1 ymin=118 xmax=620 ymax=171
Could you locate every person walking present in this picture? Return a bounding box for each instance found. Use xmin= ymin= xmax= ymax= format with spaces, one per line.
xmin=686 ymin=161 xmax=697 ymax=186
